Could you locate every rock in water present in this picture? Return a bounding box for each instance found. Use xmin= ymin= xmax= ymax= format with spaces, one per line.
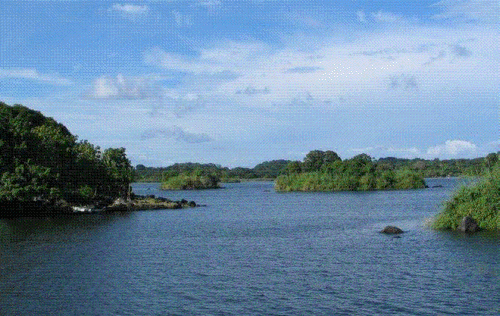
xmin=380 ymin=226 xmax=404 ymax=234
xmin=458 ymin=216 xmax=480 ymax=233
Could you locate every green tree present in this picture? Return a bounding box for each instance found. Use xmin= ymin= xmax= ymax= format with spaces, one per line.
xmin=102 ymin=148 xmax=133 ymax=199
xmin=485 ymin=152 xmax=499 ymax=171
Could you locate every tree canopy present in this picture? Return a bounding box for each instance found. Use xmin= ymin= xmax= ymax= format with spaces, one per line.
xmin=0 ymin=102 xmax=133 ymax=215
xmin=275 ymin=150 xmax=427 ymax=192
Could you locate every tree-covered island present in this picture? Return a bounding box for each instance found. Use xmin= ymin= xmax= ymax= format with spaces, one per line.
xmin=0 ymin=102 xmax=194 ymax=217
xmin=275 ymin=150 xmax=427 ymax=192
xmin=161 ymin=169 xmax=221 ymax=190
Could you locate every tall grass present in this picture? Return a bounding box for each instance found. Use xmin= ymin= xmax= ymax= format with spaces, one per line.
xmin=274 ymin=169 xmax=426 ymax=192
xmin=432 ymin=166 xmax=500 ymax=230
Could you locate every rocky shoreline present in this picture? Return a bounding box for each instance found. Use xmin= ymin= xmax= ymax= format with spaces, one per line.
xmin=0 ymin=195 xmax=198 ymax=218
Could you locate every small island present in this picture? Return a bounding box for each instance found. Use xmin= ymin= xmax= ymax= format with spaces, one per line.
xmin=161 ymin=171 xmax=221 ymax=190
xmin=432 ymin=155 xmax=499 ymax=231
xmin=275 ymin=150 xmax=427 ymax=192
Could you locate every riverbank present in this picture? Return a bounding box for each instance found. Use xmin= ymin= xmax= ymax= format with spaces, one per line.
xmin=0 ymin=195 xmax=198 ymax=218
xmin=432 ymin=166 xmax=499 ymax=231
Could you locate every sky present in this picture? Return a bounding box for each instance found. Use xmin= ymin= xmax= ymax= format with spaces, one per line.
xmin=0 ymin=0 xmax=498 ymax=167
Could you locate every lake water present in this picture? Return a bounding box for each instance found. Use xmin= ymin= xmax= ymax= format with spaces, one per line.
xmin=0 ymin=178 xmax=499 ymax=315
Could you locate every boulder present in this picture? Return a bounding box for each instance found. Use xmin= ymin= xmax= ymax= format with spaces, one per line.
xmin=458 ymin=216 xmax=480 ymax=233
xmin=380 ymin=226 xmax=404 ymax=234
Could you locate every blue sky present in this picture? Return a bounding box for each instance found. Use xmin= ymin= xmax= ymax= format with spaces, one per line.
xmin=0 ymin=0 xmax=498 ymax=167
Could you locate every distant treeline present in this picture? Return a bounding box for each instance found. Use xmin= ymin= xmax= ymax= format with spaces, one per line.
xmin=134 ymin=160 xmax=291 ymax=182
xmin=134 ymin=151 xmax=496 ymax=184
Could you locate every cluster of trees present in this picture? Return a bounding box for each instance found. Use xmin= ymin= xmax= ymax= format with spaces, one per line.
xmin=161 ymin=168 xmax=221 ymax=190
xmin=433 ymin=156 xmax=499 ymax=230
xmin=135 ymin=160 xmax=291 ymax=183
xmin=376 ymin=156 xmax=489 ymax=178
xmin=0 ymin=103 xmax=133 ymax=215
xmin=275 ymin=150 xmax=427 ymax=192
xmin=135 ymin=152 xmax=497 ymax=186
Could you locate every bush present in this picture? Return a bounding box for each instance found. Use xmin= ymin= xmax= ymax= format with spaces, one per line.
xmin=432 ymin=166 xmax=500 ymax=230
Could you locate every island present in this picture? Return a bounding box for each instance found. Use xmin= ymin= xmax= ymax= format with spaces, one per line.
xmin=274 ymin=150 xmax=427 ymax=192
xmin=161 ymin=171 xmax=221 ymax=190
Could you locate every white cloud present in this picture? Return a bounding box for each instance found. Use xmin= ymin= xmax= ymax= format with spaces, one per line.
xmin=372 ymin=10 xmax=404 ymax=23
xmin=110 ymin=4 xmax=149 ymax=18
xmin=144 ymin=21 xmax=497 ymax=111
xmin=173 ymin=10 xmax=193 ymax=27
xmin=141 ymin=126 xmax=213 ymax=143
xmin=432 ymin=0 xmax=498 ymax=23
xmin=427 ymin=140 xmax=478 ymax=157
xmin=0 ymin=68 xmax=73 ymax=86
xmin=85 ymin=74 xmax=162 ymax=100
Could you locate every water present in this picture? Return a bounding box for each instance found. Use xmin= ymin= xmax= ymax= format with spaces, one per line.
xmin=0 ymin=178 xmax=498 ymax=315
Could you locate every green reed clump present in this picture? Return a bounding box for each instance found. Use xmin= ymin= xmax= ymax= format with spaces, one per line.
xmin=432 ymin=165 xmax=500 ymax=230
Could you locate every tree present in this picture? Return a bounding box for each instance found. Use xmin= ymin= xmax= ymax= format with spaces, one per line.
xmin=284 ymin=161 xmax=303 ymax=174
xmin=485 ymin=152 xmax=499 ymax=171
xmin=303 ymin=150 xmax=325 ymax=172
xmin=323 ymin=151 xmax=341 ymax=165
xmin=102 ymin=147 xmax=133 ymax=199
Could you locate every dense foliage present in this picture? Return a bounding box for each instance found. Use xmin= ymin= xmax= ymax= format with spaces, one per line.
xmin=135 ymin=154 xmax=492 ymax=185
xmin=161 ymin=169 xmax=220 ymax=190
xmin=135 ymin=160 xmax=292 ymax=182
xmin=432 ymin=159 xmax=500 ymax=231
xmin=275 ymin=151 xmax=427 ymax=192
xmin=0 ymin=102 xmax=133 ymax=215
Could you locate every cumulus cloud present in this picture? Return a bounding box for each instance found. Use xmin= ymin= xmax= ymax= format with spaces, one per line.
xmin=85 ymin=74 xmax=162 ymax=100
xmin=141 ymin=126 xmax=212 ymax=143
xmin=427 ymin=140 xmax=477 ymax=157
xmin=0 ymin=68 xmax=73 ymax=86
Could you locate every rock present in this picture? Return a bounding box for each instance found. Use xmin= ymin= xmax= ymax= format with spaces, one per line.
xmin=458 ymin=216 xmax=480 ymax=233
xmin=107 ymin=198 xmax=131 ymax=211
xmin=380 ymin=226 xmax=404 ymax=234
xmin=188 ymin=201 xmax=196 ymax=207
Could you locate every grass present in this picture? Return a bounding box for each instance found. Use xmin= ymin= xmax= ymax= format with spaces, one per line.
xmin=432 ymin=166 xmax=500 ymax=230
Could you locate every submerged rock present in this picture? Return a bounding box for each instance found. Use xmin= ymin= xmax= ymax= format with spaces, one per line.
xmin=380 ymin=226 xmax=404 ymax=234
xmin=458 ymin=216 xmax=480 ymax=233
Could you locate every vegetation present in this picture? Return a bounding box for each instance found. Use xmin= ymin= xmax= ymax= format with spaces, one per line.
xmin=432 ymin=158 xmax=500 ymax=231
xmin=135 ymin=160 xmax=292 ymax=183
xmin=0 ymin=102 xmax=133 ymax=216
xmin=135 ymin=153 xmax=492 ymax=184
xmin=161 ymin=169 xmax=221 ymax=190
xmin=275 ymin=151 xmax=427 ymax=192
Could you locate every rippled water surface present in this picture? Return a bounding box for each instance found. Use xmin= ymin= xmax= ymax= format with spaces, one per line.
xmin=1 ymin=178 xmax=499 ymax=315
